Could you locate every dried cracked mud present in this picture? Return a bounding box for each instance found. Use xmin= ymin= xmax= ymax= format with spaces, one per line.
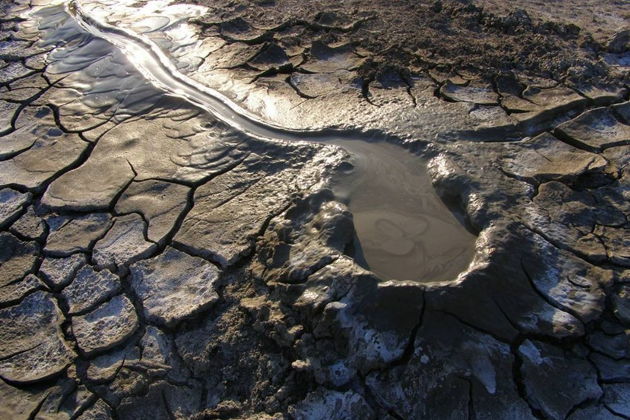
xmin=0 ymin=0 xmax=629 ymax=419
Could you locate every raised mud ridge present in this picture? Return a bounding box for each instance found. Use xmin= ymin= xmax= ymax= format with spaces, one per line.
xmin=67 ymin=0 xmax=476 ymax=283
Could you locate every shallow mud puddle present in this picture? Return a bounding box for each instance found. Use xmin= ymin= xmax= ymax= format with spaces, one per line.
xmin=333 ymin=140 xmax=476 ymax=282
xmin=54 ymin=0 xmax=476 ymax=282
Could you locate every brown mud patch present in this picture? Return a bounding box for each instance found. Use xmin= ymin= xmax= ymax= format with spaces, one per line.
xmin=190 ymin=0 xmax=629 ymax=86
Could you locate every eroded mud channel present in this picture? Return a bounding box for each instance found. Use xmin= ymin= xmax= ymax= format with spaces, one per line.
xmin=62 ymin=1 xmax=475 ymax=283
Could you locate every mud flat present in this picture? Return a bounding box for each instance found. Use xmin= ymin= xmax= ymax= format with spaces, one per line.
xmin=0 ymin=0 xmax=629 ymax=419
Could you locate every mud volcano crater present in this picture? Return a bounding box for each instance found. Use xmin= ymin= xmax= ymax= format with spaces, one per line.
xmin=332 ymin=139 xmax=477 ymax=283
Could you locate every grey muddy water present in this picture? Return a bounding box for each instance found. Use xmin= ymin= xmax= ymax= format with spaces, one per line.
xmin=44 ymin=0 xmax=476 ymax=282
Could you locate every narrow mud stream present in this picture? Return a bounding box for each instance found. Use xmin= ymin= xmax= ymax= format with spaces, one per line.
xmin=56 ymin=0 xmax=476 ymax=282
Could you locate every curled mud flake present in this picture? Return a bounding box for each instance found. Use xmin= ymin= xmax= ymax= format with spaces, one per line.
xmin=603 ymin=384 xmax=630 ymax=418
xmin=10 ymin=206 xmax=47 ymax=241
xmin=0 ymin=378 xmax=51 ymax=419
xmin=0 ymin=62 xmax=34 ymax=85
xmin=204 ymin=41 xmax=260 ymax=70
xmin=45 ymin=213 xmax=113 ymax=257
xmin=39 ymin=253 xmax=87 ymax=290
xmin=597 ymin=226 xmax=630 ymax=267
xmin=129 ymin=247 xmax=220 ymax=328
xmin=289 ymin=71 xmax=351 ymax=98
xmin=30 ymin=377 xmax=95 ymax=419
xmin=587 ymin=330 xmax=630 ymax=360
xmin=573 ymin=84 xmax=627 ymax=105
xmin=522 ymin=86 xmax=584 ymax=108
xmin=0 ymin=106 xmax=52 ymax=159
xmin=2 ymin=75 xmax=48 ymax=103
xmin=92 ymin=213 xmax=157 ymax=271
xmin=500 ymin=94 xmax=541 ymax=113
xmin=61 ymin=265 xmax=121 ymax=315
xmin=72 ymin=294 xmax=139 ymax=357
xmin=501 ymin=132 xmax=608 ymax=183
xmin=439 ymin=81 xmax=499 ymax=105
xmin=0 ymin=232 xmax=39 ymax=288
xmin=555 ymin=107 xmax=630 ymax=152
xmin=611 ymin=101 xmax=630 ymax=124
xmin=248 ymin=43 xmax=290 ymax=72
xmin=301 ymin=41 xmax=365 ymax=73
xmin=219 ymin=17 xmax=267 ymax=42
xmin=84 ymin=342 xmax=139 ymax=383
xmin=0 ymin=274 xmax=46 ymax=306
xmin=0 ymin=291 xmax=75 ymax=383
xmin=590 ymin=352 xmax=630 ymax=383
xmin=139 ymin=325 xmax=189 ymax=382
xmin=0 ymin=188 xmax=30 ymax=229
xmin=117 ymin=380 xmax=202 ymax=419
xmin=75 ymin=399 xmax=113 ymax=420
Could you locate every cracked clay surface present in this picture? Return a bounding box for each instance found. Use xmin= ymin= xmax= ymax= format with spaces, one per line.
xmin=0 ymin=0 xmax=629 ymax=419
